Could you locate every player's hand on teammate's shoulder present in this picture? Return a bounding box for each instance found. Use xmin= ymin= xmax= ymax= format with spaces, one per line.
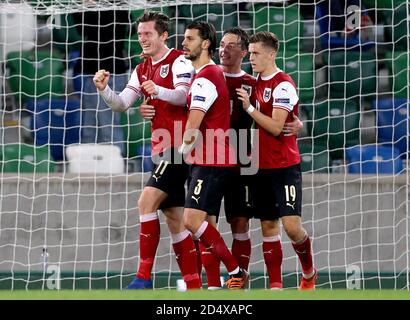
xmin=139 ymin=97 xmax=156 ymax=120
xmin=93 ymin=69 xmax=110 ymax=91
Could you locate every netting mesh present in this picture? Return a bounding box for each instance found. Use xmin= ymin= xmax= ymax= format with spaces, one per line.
xmin=0 ymin=0 xmax=409 ymax=290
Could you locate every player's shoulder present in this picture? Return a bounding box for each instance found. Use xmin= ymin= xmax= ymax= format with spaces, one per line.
xmin=167 ymin=48 xmax=185 ymax=61
xmin=150 ymin=48 xmax=184 ymax=67
xmin=172 ymin=53 xmax=193 ymax=68
xmin=172 ymin=48 xmax=184 ymax=56
xmin=275 ymin=71 xmax=296 ymax=86
xmin=135 ymin=61 xmax=145 ymax=79
xmin=192 ymin=66 xmax=223 ymax=90
xmin=241 ymin=71 xmax=257 ymax=84
xmin=258 ymin=70 xmax=297 ymax=90
xmin=136 ymin=57 xmax=151 ymax=72
xmin=199 ymin=63 xmax=224 ymax=79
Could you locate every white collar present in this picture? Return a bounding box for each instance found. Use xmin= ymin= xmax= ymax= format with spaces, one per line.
xmin=151 ymin=47 xmax=173 ymax=65
xmin=224 ymin=70 xmax=246 ymax=78
xmin=260 ymin=69 xmax=282 ymax=81
xmin=195 ymin=60 xmax=216 ymax=73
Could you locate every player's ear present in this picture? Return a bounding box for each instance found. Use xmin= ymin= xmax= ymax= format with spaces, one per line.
xmin=202 ymin=39 xmax=211 ymax=51
xmin=270 ymin=49 xmax=277 ymax=59
xmin=160 ymin=31 xmax=169 ymax=42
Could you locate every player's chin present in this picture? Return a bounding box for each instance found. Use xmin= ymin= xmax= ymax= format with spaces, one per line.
xmin=220 ymin=58 xmax=229 ymax=65
xmin=184 ymin=53 xmax=194 ymax=60
xmin=142 ymin=48 xmax=151 ymax=55
xmin=251 ymin=65 xmax=259 ymax=72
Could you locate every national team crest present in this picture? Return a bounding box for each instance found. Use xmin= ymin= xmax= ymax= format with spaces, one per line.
xmin=241 ymin=84 xmax=252 ymax=97
xmin=160 ymin=64 xmax=169 ymax=78
xmin=263 ymin=88 xmax=272 ymax=102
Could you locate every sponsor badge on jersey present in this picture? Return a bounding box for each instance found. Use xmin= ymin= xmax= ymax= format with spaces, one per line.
xmin=274 ymin=98 xmax=290 ymax=104
xmin=160 ymin=64 xmax=169 ymax=78
xmin=263 ymin=88 xmax=272 ymax=102
xmin=193 ymin=95 xmax=206 ymax=102
xmin=241 ymin=84 xmax=252 ymax=97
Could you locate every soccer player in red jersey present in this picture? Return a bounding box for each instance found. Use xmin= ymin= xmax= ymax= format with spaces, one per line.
xmin=196 ymin=27 xmax=256 ymax=290
xmin=179 ymin=21 xmax=248 ymax=289
xmin=200 ymin=27 xmax=303 ymax=290
xmin=236 ymin=31 xmax=316 ymax=290
xmin=93 ymin=11 xmax=201 ymax=290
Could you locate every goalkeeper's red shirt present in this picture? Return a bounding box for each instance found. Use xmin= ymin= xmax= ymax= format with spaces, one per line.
xmin=186 ymin=62 xmax=235 ymax=166
xmin=253 ymin=69 xmax=301 ymax=169
xmin=128 ymin=48 xmax=193 ymax=155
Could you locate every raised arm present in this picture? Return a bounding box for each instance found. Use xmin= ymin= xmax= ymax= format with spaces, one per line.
xmin=94 ymin=69 xmax=142 ymax=112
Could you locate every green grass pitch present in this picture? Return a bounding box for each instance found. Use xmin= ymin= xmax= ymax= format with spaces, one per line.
xmin=0 ymin=289 xmax=409 ymax=300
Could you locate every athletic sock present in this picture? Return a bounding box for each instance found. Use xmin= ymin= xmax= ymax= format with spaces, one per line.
xmin=172 ymin=231 xmax=202 ymax=289
xmin=199 ymin=240 xmax=221 ymax=288
xmin=195 ymin=221 xmax=238 ymax=273
xmin=263 ymin=235 xmax=283 ymax=289
xmin=232 ymin=232 xmax=251 ymax=271
xmin=137 ymin=212 xmax=160 ymax=280
xmin=292 ymin=233 xmax=314 ymax=277
xmin=193 ymin=238 xmax=203 ymax=284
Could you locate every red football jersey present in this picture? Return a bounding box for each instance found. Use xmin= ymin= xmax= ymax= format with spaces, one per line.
xmin=128 ymin=49 xmax=192 ymax=155
xmin=225 ymin=71 xmax=256 ymax=165
xmin=225 ymin=71 xmax=256 ymax=132
xmin=253 ymin=70 xmax=301 ymax=169
xmin=187 ymin=63 xmax=235 ymax=166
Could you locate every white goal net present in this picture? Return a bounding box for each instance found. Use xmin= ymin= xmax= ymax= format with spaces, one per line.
xmin=0 ymin=0 xmax=408 ymax=290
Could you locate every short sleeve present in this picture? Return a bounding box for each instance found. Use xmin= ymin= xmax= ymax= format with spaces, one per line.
xmin=172 ymin=55 xmax=194 ymax=88
xmin=271 ymin=81 xmax=299 ymax=112
xmin=189 ymin=77 xmax=218 ymax=112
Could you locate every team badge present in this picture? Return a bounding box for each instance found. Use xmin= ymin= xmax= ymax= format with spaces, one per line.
xmin=263 ymin=88 xmax=272 ymax=102
xmin=241 ymin=84 xmax=252 ymax=97
xmin=160 ymin=64 xmax=169 ymax=78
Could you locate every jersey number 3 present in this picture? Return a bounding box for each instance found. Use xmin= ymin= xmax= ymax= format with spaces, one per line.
xmin=194 ymin=179 xmax=204 ymax=196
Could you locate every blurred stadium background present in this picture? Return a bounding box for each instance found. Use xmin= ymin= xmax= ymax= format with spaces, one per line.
xmin=0 ymin=0 xmax=408 ymax=291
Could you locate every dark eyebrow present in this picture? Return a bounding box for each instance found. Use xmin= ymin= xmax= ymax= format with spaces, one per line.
xmin=220 ymin=41 xmax=242 ymax=46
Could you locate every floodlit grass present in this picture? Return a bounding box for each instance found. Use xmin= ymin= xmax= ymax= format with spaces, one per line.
xmin=0 ymin=289 xmax=409 ymax=300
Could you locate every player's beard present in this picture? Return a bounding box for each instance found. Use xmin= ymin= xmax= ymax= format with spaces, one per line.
xmin=185 ymin=45 xmax=202 ymax=61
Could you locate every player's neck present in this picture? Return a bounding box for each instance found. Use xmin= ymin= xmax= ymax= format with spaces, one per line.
xmin=151 ymin=46 xmax=170 ymax=62
xmin=192 ymin=54 xmax=212 ymax=70
xmin=222 ymin=65 xmax=241 ymax=74
xmin=260 ymin=64 xmax=278 ymax=78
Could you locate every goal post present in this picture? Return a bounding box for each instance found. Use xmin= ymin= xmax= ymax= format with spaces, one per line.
xmin=0 ymin=0 xmax=408 ymax=290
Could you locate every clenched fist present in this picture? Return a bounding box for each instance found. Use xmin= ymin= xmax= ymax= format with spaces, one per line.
xmin=93 ymin=69 xmax=110 ymax=91
xmin=141 ymin=80 xmax=159 ymax=96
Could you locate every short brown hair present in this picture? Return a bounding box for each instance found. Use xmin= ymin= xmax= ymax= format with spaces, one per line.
xmin=186 ymin=20 xmax=217 ymax=57
xmin=137 ymin=11 xmax=169 ymax=35
xmin=249 ymin=31 xmax=279 ymax=52
xmin=223 ymin=27 xmax=250 ymax=51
